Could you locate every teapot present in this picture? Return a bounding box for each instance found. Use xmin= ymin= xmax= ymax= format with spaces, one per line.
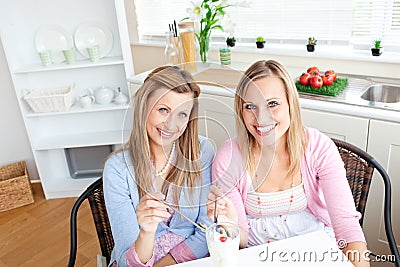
xmin=79 ymin=94 xmax=95 ymax=108
xmin=94 ymin=86 xmax=114 ymax=105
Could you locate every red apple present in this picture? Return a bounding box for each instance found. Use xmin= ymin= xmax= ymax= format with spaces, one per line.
xmin=309 ymin=70 xmax=320 ymax=77
xmin=325 ymin=70 xmax=337 ymax=81
xmin=322 ymin=74 xmax=334 ymax=86
xmin=310 ymin=76 xmax=323 ymax=88
xmin=307 ymin=66 xmax=320 ymax=75
xmin=299 ymin=73 xmax=311 ymax=85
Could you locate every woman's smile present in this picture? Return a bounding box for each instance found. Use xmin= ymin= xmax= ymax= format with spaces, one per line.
xmin=254 ymin=123 xmax=276 ymax=136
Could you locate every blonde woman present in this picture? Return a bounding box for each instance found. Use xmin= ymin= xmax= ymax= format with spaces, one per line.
xmin=207 ymin=60 xmax=369 ymax=266
xmin=104 ymin=66 xmax=214 ymax=267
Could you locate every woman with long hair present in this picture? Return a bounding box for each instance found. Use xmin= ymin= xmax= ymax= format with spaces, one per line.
xmin=207 ymin=60 xmax=369 ymax=267
xmin=104 ymin=66 xmax=214 ymax=266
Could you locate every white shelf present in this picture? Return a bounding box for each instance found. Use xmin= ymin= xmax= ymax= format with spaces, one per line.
xmin=14 ymin=56 xmax=124 ymax=74
xmin=1 ymin=0 xmax=134 ymax=199
xmin=32 ymin=130 xmax=130 ymax=150
xmin=25 ymin=102 xmax=132 ymax=117
xmin=41 ymin=176 xmax=98 ymax=199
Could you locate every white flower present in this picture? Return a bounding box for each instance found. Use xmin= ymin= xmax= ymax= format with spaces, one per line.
xmin=186 ymin=0 xmax=204 ymax=21
xmin=182 ymin=0 xmax=250 ymax=62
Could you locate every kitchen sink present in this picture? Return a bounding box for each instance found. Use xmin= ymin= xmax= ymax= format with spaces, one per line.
xmin=360 ymin=84 xmax=400 ymax=103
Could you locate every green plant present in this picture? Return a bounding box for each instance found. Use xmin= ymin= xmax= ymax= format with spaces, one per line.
xmin=373 ymin=39 xmax=382 ymax=49
xmin=308 ymin=37 xmax=317 ymax=45
xmin=183 ymin=0 xmax=250 ymax=62
xmin=256 ymin=36 xmax=265 ymax=43
xmin=226 ymin=36 xmax=236 ymax=47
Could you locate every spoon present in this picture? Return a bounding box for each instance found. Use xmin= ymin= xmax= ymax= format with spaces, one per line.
xmin=212 ymin=183 xmax=231 ymax=235
xmin=214 ymin=194 xmax=218 ymax=223
xmin=214 ymin=182 xmax=218 ymax=223
xmin=159 ymin=199 xmax=207 ymax=232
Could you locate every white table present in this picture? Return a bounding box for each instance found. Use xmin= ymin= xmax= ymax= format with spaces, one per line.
xmin=170 ymin=230 xmax=354 ymax=266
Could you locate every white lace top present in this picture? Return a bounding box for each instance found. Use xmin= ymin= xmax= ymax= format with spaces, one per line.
xmin=245 ymin=183 xmax=308 ymax=217
xmin=245 ymin=175 xmax=335 ymax=246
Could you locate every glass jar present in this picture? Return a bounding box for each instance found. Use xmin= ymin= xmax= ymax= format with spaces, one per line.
xmin=164 ymin=31 xmax=181 ymax=66
xmin=178 ymin=22 xmax=196 ymax=72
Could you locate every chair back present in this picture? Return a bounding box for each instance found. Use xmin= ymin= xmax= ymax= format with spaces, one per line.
xmin=331 ymin=139 xmax=374 ymax=226
xmin=332 ymin=138 xmax=399 ymax=266
xmin=87 ymin=178 xmax=114 ymax=263
xmin=67 ymin=178 xmax=114 ymax=267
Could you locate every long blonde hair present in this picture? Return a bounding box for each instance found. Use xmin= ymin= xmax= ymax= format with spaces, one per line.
xmin=125 ymin=66 xmax=201 ymax=206
xmin=235 ymin=60 xmax=306 ymax=178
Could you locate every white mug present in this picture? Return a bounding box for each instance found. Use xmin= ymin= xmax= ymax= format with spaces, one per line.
xmin=79 ymin=94 xmax=95 ymax=108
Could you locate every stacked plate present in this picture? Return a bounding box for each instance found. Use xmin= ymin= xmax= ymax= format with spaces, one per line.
xmin=35 ymin=21 xmax=113 ymax=63
xmin=74 ymin=21 xmax=113 ymax=59
xmin=35 ymin=25 xmax=74 ymax=63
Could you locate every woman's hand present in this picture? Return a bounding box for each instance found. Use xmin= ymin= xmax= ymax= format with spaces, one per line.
xmin=136 ymin=193 xmax=171 ymax=234
xmin=342 ymin=242 xmax=370 ymax=267
xmin=206 ymin=185 xmax=238 ymax=224
xmin=153 ymin=253 xmax=177 ymax=267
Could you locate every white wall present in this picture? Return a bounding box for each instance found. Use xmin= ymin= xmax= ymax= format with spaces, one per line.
xmin=0 ymin=38 xmax=39 ymax=180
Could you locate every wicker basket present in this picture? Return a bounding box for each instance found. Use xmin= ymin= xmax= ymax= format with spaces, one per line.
xmin=24 ymin=84 xmax=75 ymax=112
xmin=0 ymin=161 xmax=34 ymax=212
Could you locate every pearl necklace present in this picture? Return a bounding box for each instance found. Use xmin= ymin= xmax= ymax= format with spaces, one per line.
xmin=153 ymin=142 xmax=176 ymax=177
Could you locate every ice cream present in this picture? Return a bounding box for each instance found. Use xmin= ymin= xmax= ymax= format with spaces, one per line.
xmin=206 ymin=222 xmax=240 ymax=267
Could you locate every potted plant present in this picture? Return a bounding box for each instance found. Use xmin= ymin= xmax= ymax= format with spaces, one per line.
xmin=226 ymin=36 xmax=236 ymax=47
xmin=371 ymin=39 xmax=382 ymax=56
xmin=256 ymin=36 xmax=265 ymax=49
xmin=307 ymin=37 xmax=317 ymax=52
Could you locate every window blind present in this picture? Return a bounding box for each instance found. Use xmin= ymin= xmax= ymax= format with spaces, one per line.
xmin=352 ymin=0 xmax=400 ymax=49
xmin=133 ymin=0 xmax=400 ymax=50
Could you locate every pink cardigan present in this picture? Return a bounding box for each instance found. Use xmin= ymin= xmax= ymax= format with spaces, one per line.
xmin=212 ymin=127 xmax=366 ymax=245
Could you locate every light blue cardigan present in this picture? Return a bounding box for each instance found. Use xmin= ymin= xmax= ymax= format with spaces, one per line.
xmin=103 ymin=136 xmax=214 ymax=266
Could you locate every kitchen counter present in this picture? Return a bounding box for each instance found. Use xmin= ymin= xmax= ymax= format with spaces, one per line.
xmin=128 ymin=62 xmax=400 ymax=123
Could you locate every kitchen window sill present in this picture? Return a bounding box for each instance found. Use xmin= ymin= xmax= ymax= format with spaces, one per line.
xmin=132 ymin=41 xmax=400 ymax=64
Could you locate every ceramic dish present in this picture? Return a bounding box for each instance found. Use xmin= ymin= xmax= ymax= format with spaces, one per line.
xmin=35 ymin=25 xmax=74 ymax=63
xmin=74 ymin=21 xmax=113 ymax=59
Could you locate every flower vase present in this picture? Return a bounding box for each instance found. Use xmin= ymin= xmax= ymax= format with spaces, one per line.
xmin=198 ymin=32 xmax=211 ymax=63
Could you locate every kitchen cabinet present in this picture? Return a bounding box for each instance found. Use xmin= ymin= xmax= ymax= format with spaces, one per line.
xmin=364 ymin=120 xmax=400 ymax=263
xmin=301 ymin=108 xmax=369 ymax=150
xmin=198 ymin=93 xmax=236 ymax=149
xmin=0 ymin=0 xmax=134 ymax=198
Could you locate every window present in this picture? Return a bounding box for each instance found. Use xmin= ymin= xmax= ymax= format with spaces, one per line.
xmin=352 ymin=0 xmax=400 ymax=50
xmin=133 ymin=0 xmax=400 ymax=51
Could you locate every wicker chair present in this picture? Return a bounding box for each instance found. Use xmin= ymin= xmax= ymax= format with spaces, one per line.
xmin=67 ymin=177 xmax=114 ymax=267
xmin=332 ymin=138 xmax=399 ymax=266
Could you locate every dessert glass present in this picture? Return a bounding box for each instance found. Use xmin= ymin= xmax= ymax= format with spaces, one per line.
xmin=206 ymin=222 xmax=240 ymax=267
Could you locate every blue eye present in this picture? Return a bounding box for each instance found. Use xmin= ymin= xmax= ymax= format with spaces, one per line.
xmin=268 ymin=101 xmax=279 ymax=108
xmin=245 ymin=104 xmax=256 ymax=110
xmin=178 ymin=112 xmax=188 ymax=118
xmin=159 ymin=108 xmax=168 ymax=113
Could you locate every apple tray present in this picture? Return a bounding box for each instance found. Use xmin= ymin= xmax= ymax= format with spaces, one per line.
xmin=295 ymin=77 xmax=348 ymax=97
